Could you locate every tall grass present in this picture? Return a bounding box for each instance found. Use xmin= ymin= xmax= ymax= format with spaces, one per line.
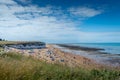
xmin=0 ymin=52 xmax=120 ymax=80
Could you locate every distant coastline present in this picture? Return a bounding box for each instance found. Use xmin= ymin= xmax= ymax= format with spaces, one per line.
xmin=57 ymin=44 xmax=105 ymax=51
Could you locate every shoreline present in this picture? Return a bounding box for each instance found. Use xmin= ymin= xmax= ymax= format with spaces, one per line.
xmin=4 ymin=44 xmax=102 ymax=68
xmin=57 ymin=44 xmax=105 ymax=51
xmin=3 ymin=43 xmax=120 ymax=68
xmin=47 ymin=44 xmax=103 ymax=68
xmin=54 ymin=44 xmax=120 ymax=67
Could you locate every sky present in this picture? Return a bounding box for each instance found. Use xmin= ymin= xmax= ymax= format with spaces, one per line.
xmin=0 ymin=0 xmax=120 ymax=43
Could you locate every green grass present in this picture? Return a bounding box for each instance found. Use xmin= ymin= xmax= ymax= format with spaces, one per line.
xmin=0 ymin=52 xmax=120 ymax=80
xmin=0 ymin=41 xmax=43 ymax=45
xmin=0 ymin=41 xmax=20 ymax=45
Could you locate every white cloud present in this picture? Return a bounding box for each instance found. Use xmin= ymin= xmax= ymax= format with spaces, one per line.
xmin=0 ymin=0 xmax=119 ymax=43
xmin=68 ymin=7 xmax=102 ymax=17
xmin=0 ymin=0 xmax=16 ymax=4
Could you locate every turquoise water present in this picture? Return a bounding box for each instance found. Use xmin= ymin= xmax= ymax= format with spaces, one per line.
xmin=71 ymin=43 xmax=120 ymax=54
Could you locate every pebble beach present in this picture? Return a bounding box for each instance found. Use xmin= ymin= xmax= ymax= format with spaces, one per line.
xmin=5 ymin=44 xmax=120 ymax=69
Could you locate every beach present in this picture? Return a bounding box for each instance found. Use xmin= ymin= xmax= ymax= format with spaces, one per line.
xmin=55 ymin=44 xmax=120 ymax=67
xmin=5 ymin=44 xmax=120 ymax=69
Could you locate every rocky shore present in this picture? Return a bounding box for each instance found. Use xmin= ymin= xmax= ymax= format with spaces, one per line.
xmin=4 ymin=44 xmax=120 ymax=68
xmin=4 ymin=44 xmax=102 ymax=68
xmin=55 ymin=44 xmax=120 ymax=67
xmin=57 ymin=44 xmax=105 ymax=51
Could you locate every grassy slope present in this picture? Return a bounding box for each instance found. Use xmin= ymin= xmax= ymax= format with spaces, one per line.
xmin=0 ymin=41 xmax=22 ymax=45
xmin=0 ymin=52 xmax=120 ymax=80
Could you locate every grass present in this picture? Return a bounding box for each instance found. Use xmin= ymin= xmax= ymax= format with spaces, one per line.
xmin=0 ymin=41 xmax=21 ymax=45
xmin=0 ymin=41 xmax=44 ymax=45
xmin=0 ymin=51 xmax=120 ymax=80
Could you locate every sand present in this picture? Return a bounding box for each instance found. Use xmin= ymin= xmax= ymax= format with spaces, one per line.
xmin=4 ymin=44 xmax=120 ymax=69
xmin=54 ymin=44 xmax=120 ymax=67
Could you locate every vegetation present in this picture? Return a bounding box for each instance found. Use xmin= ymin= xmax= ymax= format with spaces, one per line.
xmin=0 ymin=51 xmax=120 ymax=80
xmin=0 ymin=41 xmax=21 ymax=45
xmin=0 ymin=41 xmax=28 ymax=45
xmin=0 ymin=41 xmax=45 ymax=46
xmin=0 ymin=38 xmax=5 ymax=41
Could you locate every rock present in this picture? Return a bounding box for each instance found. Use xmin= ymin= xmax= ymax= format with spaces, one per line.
xmin=60 ymin=59 xmax=64 ymax=62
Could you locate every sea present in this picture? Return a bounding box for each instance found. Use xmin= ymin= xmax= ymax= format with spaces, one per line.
xmin=70 ymin=43 xmax=120 ymax=54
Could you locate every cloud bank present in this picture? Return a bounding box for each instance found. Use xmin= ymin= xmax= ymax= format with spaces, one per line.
xmin=0 ymin=0 xmax=119 ymax=43
xmin=68 ymin=7 xmax=102 ymax=17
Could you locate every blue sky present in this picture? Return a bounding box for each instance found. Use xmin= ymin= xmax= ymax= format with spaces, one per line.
xmin=0 ymin=0 xmax=120 ymax=43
